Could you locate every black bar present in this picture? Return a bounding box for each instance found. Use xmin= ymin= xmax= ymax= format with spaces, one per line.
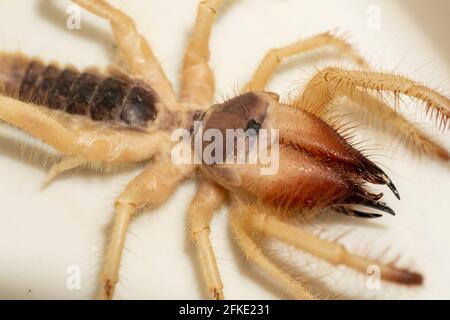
xmin=0 ymin=300 xmax=448 ymax=319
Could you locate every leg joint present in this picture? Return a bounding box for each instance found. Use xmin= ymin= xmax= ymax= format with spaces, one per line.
xmin=332 ymin=245 xmax=347 ymax=265
xmin=200 ymin=1 xmax=218 ymax=15
xmin=114 ymin=199 xmax=137 ymax=213
xmin=249 ymin=213 xmax=269 ymax=235
xmin=267 ymin=49 xmax=282 ymax=63
xmin=321 ymin=67 xmax=338 ymax=81
xmin=191 ymin=226 xmax=211 ymax=239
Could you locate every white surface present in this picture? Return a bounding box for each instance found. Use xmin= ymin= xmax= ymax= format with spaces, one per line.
xmin=0 ymin=0 xmax=449 ymax=299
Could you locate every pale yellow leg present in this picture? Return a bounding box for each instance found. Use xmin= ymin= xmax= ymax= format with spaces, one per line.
xmin=187 ymin=179 xmax=226 ymax=300
xmin=99 ymin=159 xmax=195 ymax=300
xmin=72 ymin=0 xmax=176 ymax=104
xmin=0 ymin=95 xmax=168 ymax=163
xmin=346 ymin=88 xmax=448 ymax=160
xmin=42 ymin=157 xmax=87 ymax=187
xmin=230 ymin=205 xmax=316 ymax=300
xmin=249 ymin=212 xmax=423 ymax=286
xmin=244 ymin=32 xmax=368 ymax=92
xmin=181 ymin=0 xmax=223 ymax=107
xmin=296 ymin=67 xmax=450 ymax=160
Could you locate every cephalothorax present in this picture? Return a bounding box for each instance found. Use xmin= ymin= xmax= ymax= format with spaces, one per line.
xmin=0 ymin=0 xmax=449 ymax=300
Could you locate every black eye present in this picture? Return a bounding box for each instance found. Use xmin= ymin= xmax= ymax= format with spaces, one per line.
xmin=245 ymin=119 xmax=261 ymax=133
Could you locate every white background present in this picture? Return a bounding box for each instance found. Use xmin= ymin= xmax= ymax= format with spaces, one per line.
xmin=0 ymin=0 xmax=449 ymax=299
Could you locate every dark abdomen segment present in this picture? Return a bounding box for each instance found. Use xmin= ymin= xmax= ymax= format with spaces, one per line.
xmin=0 ymin=54 xmax=158 ymax=128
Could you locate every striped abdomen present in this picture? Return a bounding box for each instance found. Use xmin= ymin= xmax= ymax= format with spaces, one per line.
xmin=0 ymin=54 xmax=158 ymax=128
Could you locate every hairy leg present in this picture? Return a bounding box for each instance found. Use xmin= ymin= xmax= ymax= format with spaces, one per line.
xmin=181 ymin=0 xmax=223 ymax=107
xmin=0 ymin=95 xmax=169 ymax=163
xmin=244 ymin=32 xmax=368 ymax=92
xmin=295 ymin=67 xmax=450 ymax=160
xmin=99 ymin=159 xmax=195 ymax=300
xmin=73 ymin=0 xmax=176 ymax=104
xmin=344 ymin=88 xmax=448 ymax=159
xmin=230 ymin=203 xmax=315 ymax=300
xmin=187 ymin=179 xmax=226 ymax=300
xmin=248 ymin=211 xmax=423 ymax=286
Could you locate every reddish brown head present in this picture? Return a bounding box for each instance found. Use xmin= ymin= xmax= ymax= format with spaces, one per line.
xmin=197 ymin=92 xmax=399 ymax=217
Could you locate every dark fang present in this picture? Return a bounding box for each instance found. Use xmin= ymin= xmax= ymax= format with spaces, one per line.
xmin=355 ymin=211 xmax=383 ymax=219
xmin=360 ymin=159 xmax=401 ymax=200
xmin=335 ymin=207 xmax=383 ymax=219
xmin=359 ymin=198 xmax=396 ymax=216
xmin=344 ymin=194 xmax=396 ymax=216
xmin=381 ymin=173 xmax=401 ymax=200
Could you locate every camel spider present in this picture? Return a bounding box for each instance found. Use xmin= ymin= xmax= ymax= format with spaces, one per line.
xmin=0 ymin=0 xmax=449 ymax=300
